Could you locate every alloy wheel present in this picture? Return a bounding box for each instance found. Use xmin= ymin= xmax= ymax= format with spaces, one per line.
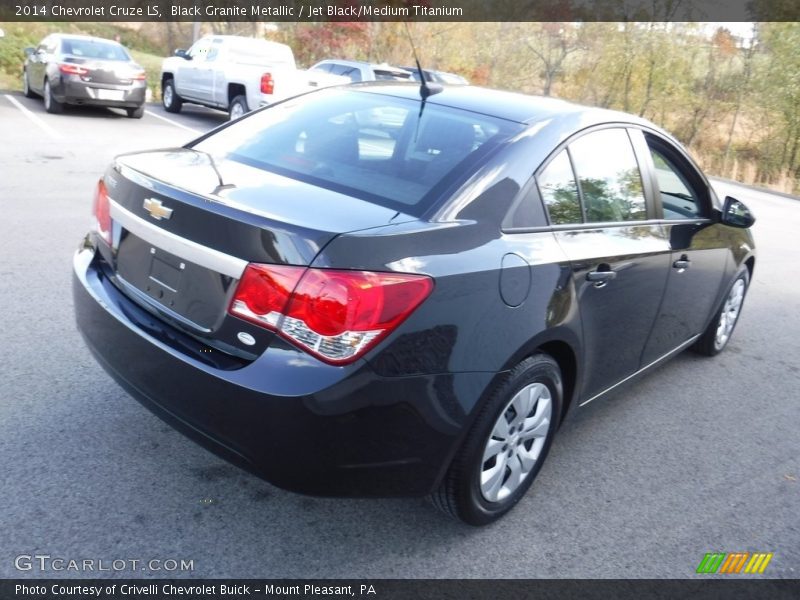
xmin=715 ymin=278 xmax=745 ymax=350
xmin=480 ymin=382 xmax=552 ymax=503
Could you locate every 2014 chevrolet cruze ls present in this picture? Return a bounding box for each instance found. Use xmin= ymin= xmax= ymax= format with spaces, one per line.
xmin=73 ymin=84 xmax=755 ymax=525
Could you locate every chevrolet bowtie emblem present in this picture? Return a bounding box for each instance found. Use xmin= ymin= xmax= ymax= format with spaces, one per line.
xmin=143 ymin=198 xmax=173 ymax=220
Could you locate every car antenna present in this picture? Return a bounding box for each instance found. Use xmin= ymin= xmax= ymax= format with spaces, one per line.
xmin=402 ymin=22 xmax=443 ymax=101
xmin=403 ymin=22 xmax=443 ymax=141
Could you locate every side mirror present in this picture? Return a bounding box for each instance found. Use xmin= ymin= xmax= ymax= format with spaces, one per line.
xmin=174 ymin=49 xmax=190 ymax=60
xmin=721 ymin=196 xmax=755 ymax=228
xmin=24 ymin=47 xmax=35 ymax=57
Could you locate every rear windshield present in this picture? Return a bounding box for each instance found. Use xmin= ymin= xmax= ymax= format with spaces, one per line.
xmin=191 ymin=88 xmax=523 ymax=216
xmin=374 ymin=69 xmax=412 ymax=81
xmin=61 ymin=39 xmax=130 ymax=61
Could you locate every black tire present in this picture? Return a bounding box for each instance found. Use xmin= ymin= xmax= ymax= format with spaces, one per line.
xmin=162 ymin=78 xmax=182 ymax=113
xmin=126 ymin=105 xmax=145 ymax=119
xmin=228 ymin=94 xmax=249 ymax=121
xmin=43 ymin=78 xmax=63 ymax=114
xmin=430 ymin=354 xmax=563 ymax=525
xmin=693 ymin=268 xmax=750 ymax=356
xmin=22 ymin=69 xmax=36 ymax=98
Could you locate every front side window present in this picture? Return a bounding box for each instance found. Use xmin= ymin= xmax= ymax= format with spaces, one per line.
xmin=192 ymin=89 xmax=523 ymax=216
xmin=649 ymin=146 xmax=703 ymax=219
xmin=569 ymin=128 xmax=647 ymax=223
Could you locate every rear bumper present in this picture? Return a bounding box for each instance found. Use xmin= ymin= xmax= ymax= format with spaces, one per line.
xmin=72 ymin=241 xmax=494 ymax=497
xmin=54 ymin=76 xmax=145 ymax=108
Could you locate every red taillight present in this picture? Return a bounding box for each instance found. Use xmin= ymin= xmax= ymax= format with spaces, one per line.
xmin=93 ymin=179 xmax=112 ymax=245
xmin=229 ymin=264 xmax=305 ymax=329
xmin=229 ymin=265 xmax=433 ymax=364
xmin=260 ymin=72 xmax=274 ymax=95
xmin=133 ymin=70 xmax=146 ymax=81
xmin=59 ymin=63 xmax=89 ymax=76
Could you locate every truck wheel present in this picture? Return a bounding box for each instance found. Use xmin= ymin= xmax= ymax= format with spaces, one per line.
xmin=229 ymin=95 xmax=248 ymax=121
xmin=162 ymin=79 xmax=182 ymax=113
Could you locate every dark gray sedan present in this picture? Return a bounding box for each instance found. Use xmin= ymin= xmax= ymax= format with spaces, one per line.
xmin=23 ymin=34 xmax=146 ymax=118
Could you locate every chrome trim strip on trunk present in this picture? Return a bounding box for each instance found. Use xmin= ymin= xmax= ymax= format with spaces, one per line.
xmin=109 ymin=199 xmax=248 ymax=279
xmin=579 ymin=333 xmax=702 ymax=407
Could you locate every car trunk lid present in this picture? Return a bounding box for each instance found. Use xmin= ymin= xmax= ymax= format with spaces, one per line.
xmin=103 ymin=148 xmax=407 ymax=356
xmin=62 ymin=56 xmax=143 ymax=85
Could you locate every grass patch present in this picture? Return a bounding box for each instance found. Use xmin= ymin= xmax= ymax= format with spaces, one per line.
xmin=129 ymin=50 xmax=163 ymax=100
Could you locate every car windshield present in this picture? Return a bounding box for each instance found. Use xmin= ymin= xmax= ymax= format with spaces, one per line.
xmin=61 ymin=38 xmax=130 ymax=61
xmin=191 ymin=89 xmax=523 ymax=216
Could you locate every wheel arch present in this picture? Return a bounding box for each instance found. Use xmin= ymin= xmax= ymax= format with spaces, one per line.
xmin=537 ymin=340 xmax=578 ymax=425
xmin=227 ymin=82 xmax=246 ymax=106
xmin=744 ymin=255 xmax=755 ymax=280
xmin=499 ymin=327 xmax=582 ymax=427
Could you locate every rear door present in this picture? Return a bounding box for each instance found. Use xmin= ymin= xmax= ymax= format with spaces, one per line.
xmin=539 ymin=127 xmax=671 ymax=401
xmin=637 ymin=131 xmax=728 ymax=363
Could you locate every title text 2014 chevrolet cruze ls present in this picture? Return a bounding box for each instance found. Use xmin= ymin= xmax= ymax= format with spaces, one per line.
xmin=73 ymin=84 xmax=755 ymax=525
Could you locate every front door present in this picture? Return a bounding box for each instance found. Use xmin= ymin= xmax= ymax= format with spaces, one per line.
xmin=638 ymin=134 xmax=729 ymax=363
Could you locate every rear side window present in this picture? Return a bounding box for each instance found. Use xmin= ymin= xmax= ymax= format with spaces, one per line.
xmin=538 ymin=150 xmax=581 ymax=225
xmin=193 ymin=89 xmax=523 ymax=216
xmin=569 ymin=128 xmax=647 ymax=223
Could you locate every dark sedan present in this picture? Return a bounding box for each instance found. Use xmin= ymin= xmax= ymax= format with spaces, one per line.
xmin=72 ymin=84 xmax=755 ymax=525
xmin=23 ymin=34 xmax=146 ymax=118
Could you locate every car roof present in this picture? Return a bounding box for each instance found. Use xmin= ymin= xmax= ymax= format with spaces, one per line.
xmin=351 ymin=82 xmax=656 ymax=131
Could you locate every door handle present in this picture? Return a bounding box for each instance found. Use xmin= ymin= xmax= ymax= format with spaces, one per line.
xmin=673 ymin=255 xmax=691 ymax=271
xmin=586 ymin=265 xmax=617 ymax=288
xmin=586 ymin=270 xmax=617 ymax=282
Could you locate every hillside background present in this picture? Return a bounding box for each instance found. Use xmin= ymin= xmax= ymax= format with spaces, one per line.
xmin=0 ymin=21 xmax=798 ymax=194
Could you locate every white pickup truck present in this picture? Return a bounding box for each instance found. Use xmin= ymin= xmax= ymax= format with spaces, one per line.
xmin=161 ymin=35 xmax=347 ymax=120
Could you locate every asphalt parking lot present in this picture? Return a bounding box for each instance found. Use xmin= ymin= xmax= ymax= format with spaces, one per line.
xmin=0 ymin=91 xmax=798 ymax=579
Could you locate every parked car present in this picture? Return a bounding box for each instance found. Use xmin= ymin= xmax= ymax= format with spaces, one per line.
xmin=399 ymin=66 xmax=469 ymax=85
xmin=161 ymin=35 xmax=346 ymax=120
xmin=23 ymin=34 xmax=146 ymax=118
xmin=308 ymin=59 xmax=413 ymax=84
xmin=73 ymin=84 xmax=755 ymax=525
